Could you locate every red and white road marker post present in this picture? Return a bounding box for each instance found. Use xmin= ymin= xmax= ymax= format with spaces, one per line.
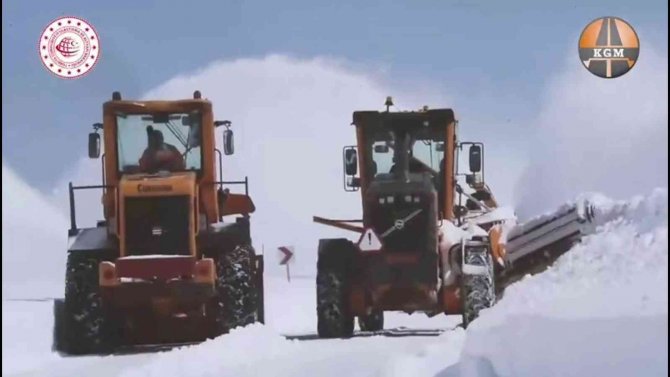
xmin=278 ymin=246 xmax=294 ymax=282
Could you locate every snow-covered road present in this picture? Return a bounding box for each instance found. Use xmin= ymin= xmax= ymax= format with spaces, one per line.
xmin=3 ymin=189 xmax=668 ymax=377
xmin=2 ymin=278 xmax=465 ymax=377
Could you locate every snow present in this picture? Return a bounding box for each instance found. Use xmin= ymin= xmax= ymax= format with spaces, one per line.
xmin=446 ymin=188 xmax=669 ymax=376
xmin=115 ymin=306 xmax=462 ymax=377
xmin=120 ymin=325 xmax=295 ymax=377
xmin=439 ymin=221 xmax=469 ymax=247
xmin=513 ymin=45 xmax=668 ymax=220
xmin=2 ymin=159 xmax=668 ymax=376
xmin=2 ymin=276 xmax=461 ymax=377
xmin=438 ymin=214 xmax=497 ymax=248
xmin=122 ymin=323 xmax=464 ymax=377
xmin=467 ymin=206 xmax=516 ymax=226
xmin=264 ymin=276 xmax=458 ymax=336
xmin=505 ymin=198 xmax=587 ymax=241
xmin=2 ymin=164 xmax=68 ymax=299
xmin=2 ymin=301 xmax=61 ymax=375
xmin=379 ymin=329 xmax=466 ymax=377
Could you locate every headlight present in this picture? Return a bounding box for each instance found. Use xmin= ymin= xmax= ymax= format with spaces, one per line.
xmin=404 ymin=195 xmax=421 ymax=203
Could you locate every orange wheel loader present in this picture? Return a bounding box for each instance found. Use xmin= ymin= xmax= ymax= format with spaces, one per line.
xmin=53 ymin=91 xmax=264 ymax=355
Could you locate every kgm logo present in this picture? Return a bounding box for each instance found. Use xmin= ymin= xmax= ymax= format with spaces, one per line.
xmin=579 ymin=17 xmax=640 ymax=79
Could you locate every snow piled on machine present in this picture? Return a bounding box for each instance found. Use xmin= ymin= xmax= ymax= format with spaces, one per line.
xmin=438 ymin=187 xmax=669 ymax=376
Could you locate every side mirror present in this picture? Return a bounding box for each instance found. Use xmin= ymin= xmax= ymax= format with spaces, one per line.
xmin=88 ymin=133 xmax=100 ymax=159
xmin=223 ymin=129 xmax=234 ymax=155
xmin=469 ymin=145 xmax=482 ymax=173
xmin=343 ymin=147 xmax=358 ymax=176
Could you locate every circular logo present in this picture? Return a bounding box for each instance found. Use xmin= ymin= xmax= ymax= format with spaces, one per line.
xmin=579 ymin=17 xmax=639 ymax=79
xmin=394 ymin=219 xmax=405 ymax=230
xmin=39 ymin=16 xmax=100 ymax=79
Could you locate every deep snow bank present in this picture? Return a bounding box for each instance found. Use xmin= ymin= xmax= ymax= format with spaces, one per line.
xmin=447 ymin=188 xmax=668 ymax=377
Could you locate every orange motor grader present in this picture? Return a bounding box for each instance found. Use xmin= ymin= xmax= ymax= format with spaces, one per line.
xmin=54 ymin=91 xmax=264 ymax=355
xmin=314 ymin=98 xmax=507 ymax=337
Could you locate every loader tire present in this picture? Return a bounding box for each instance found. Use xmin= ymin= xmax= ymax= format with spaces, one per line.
xmin=211 ymin=244 xmax=258 ymax=336
xmin=358 ymin=311 xmax=384 ymax=332
xmin=63 ymin=251 xmax=119 ymax=355
xmin=461 ymin=247 xmax=495 ymax=328
xmin=317 ymin=239 xmax=355 ymax=338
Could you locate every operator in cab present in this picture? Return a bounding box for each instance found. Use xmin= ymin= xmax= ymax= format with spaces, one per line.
xmin=389 ymin=154 xmax=428 ymax=174
xmin=388 ymin=135 xmax=433 ymax=175
xmin=139 ymin=127 xmax=185 ymax=172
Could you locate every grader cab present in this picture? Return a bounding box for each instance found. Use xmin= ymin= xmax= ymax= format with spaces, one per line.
xmin=313 ymin=98 xmax=593 ymax=337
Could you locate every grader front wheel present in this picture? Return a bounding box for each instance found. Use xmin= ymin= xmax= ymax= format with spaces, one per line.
xmin=461 ymin=246 xmax=496 ymax=328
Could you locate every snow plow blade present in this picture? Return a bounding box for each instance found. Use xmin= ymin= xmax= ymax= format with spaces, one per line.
xmin=498 ymin=200 xmax=598 ymax=287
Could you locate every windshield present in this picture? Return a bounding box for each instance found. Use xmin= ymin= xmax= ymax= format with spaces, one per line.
xmin=368 ymin=128 xmax=445 ymax=178
xmin=116 ymin=112 xmax=203 ymax=174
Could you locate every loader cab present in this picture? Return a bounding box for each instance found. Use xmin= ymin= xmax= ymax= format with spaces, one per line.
xmin=72 ymin=91 xmax=252 ymax=251
xmin=99 ymin=93 xmax=215 ymax=179
xmin=91 ymin=92 xmax=221 ymax=229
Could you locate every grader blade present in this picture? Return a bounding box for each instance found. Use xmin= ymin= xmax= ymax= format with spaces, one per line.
xmin=498 ymin=200 xmax=598 ymax=288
